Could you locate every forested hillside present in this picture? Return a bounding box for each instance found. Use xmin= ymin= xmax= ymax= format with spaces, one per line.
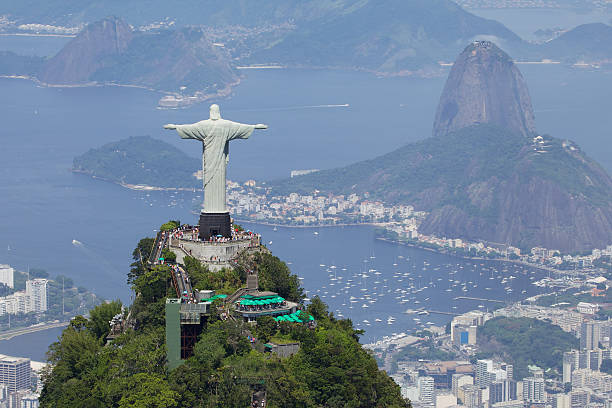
xmin=40 ymin=233 xmax=409 ymax=407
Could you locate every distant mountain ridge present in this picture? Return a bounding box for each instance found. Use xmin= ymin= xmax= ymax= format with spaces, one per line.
xmin=543 ymin=23 xmax=612 ymax=63
xmin=36 ymin=17 xmax=237 ymax=95
xmin=248 ymin=0 xmax=523 ymax=72
xmin=3 ymin=2 xmax=611 ymax=79
xmin=270 ymin=43 xmax=612 ymax=252
xmin=4 ymin=1 xmax=526 ymax=76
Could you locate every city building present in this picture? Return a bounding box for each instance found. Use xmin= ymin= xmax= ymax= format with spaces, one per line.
xmin=570 ymin=388 xmax=590 ymax=408
xmin=476 ymin=359 xmax=512 ymax=388
xmin=0 ymin=265 xmax=14 ymax=288
xmin=577 ymin=302 xmax=599 ymax=315
xmin=0 ymin=355 xmax=31 ymax=392
xmin=9 ymin=390 xmax=39 ymax=408
xmin=25 ymin=279 xmax=48 ymax=313
xmin=581 ymin=322 xmax=601 ymax=350
xmin=452 ymin=324 xmax=477 ymax=346
xmin=491 ymin=401 xmax=524 ymax=408
xmin=523 ymin=376 xmax=546 ymax=404
xmin=452 ymin=374 xmax=473 ymax=397
xmin=0 ymin=279 xmax=49 ymax=316
xmin=418 ymin=376 xmax=435 ymax=408
xmin=435 ymin=392 xmax=457 ymax=408
xmin=572 ymin=368 xmax=612 ymax=392
xmin=0 ymin=383 xmax=7 ymax=401
xmin=458 ymin=384 xmax=482 ymax=408
xmin=489 ymin=380 xmax=517 ymax=404
xmin=418 ymin=361 xmax=473 ymax=389
xmin=553 ymin=393 xmax=571 ymax=408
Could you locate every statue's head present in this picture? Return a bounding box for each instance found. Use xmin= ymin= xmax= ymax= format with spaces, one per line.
xmin=209 ymin=104 xmax=221 ymax=120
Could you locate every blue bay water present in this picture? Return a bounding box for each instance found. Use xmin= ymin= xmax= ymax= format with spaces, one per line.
xmin=1 ymin=36 xmax=612 ymax=357
xmin=0 ymin=34 xmax=71 ymax=57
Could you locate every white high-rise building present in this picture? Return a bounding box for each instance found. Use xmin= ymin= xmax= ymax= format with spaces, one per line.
xmin=452 ymin=374 xmax=473 ymax=397
xmin=418 ymin=376 xmax=435 ymax=408
xmin=476 ymin=359 xmax=512 ymax=388
xmin=524 ymin=376 xmax=546 ymax=404
xmin=0 ymin=265 xmax=14 ymax=289
xmin=581 ymin=322 xmax=601 ymax=350
xmin=25 ymin=280 xmax=48 ymax=313
xmin=0 ymin=355 xmax=31 ymax=392
xmin=18 ymin=392 xmax=39 ymax=408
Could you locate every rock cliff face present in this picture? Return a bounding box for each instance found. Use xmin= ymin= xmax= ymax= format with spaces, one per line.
xmin=38 ymin=17 xmax=133 ymax=84
xmin=415 ymin=133 xmax=612 ymax=252
xmin=433 ymin=41 xmax=536 ymax=138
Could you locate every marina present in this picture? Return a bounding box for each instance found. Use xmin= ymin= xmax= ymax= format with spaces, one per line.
xmin=243 ymin=223 xmax=552 ymax=342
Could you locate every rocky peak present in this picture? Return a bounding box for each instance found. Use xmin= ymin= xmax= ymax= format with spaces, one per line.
xmin=432 ymin=41 xmax=536 ymax=138
xmin=38 ymin=17 xmax=133 ymax=84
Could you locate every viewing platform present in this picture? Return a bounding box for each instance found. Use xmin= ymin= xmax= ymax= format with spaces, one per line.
xmin=233 ymin=291 xmax=298 ymax=323
xmin=167 ymin=225 xmax=261 ymax=270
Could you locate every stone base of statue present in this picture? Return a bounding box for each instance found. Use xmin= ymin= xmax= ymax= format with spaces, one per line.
xmin=198 ymin=212 xmax=232 ymax=241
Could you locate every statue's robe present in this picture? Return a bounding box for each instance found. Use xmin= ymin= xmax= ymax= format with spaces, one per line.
xmin=176 ymin=119 xmax=255 ymax=213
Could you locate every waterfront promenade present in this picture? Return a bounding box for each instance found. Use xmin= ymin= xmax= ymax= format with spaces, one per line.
xmin=0 ymin=321 xmax=69 ymax=341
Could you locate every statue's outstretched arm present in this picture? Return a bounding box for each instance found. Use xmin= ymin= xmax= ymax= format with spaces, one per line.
xmin=254 ymin=124 xmax=268 ymax=129
xmin=163 ymin=124 xmax=178 ymax=130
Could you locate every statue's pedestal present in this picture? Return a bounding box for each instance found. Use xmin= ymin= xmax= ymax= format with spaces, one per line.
xmin=199 ymin=212 xmax=232 ymax=241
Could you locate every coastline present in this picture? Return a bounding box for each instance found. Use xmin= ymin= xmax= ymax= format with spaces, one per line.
xmin=0 ymin=320 xmax=69 ymax=341
xmin=236 ymin=219 xmax=385 ymax=229
xmin=0 ymin=74 xmax=239 ymax=109
xmin=71 ymin=170 xmax=198 ymax=192
xmin=0 ymin=33 xmax=76 ymax=38
xmin=375 ymin=236 xmax=581 ymax=276
xmin=63 ymin=172 xmax=599 ymax=277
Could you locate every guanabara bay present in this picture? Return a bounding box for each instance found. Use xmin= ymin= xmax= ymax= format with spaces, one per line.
xmin=2 ymin=1 xmax=612 ymax=408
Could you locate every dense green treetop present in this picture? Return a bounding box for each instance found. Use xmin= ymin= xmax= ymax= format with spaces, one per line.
xmin=477 ymin=317 xmax=578 ymax=379
xmin=72 ymin=136 xmax=200 ymax=189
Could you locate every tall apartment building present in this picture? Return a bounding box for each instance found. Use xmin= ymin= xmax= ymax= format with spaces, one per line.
xmin=0 ymin=265 xmax=14 ymax=288
xmin=452 ymin=374 xmax=473 ymax=397
xmin=571 ymin=368 xmax=612 ymax=392
xmin=570 ymin=388 xmax=590 ymax=408
xmin=459 ymin=384 xmax=482 ymax=408
xmin=523 ymin=376 xmax=546 ymax=404
xmin=0 ymin=355 xmax=31 ymax=392
xmin=489 ymin=380 xmax=517 ymax=404
xmin=418 ymin=376 xmax=435 ymax=408
xmin=0 ymin=279 xmax=49 ymax=316
xmin=581 ymin=322 xmax=601 ymax=350
xmin=17 ymin=392 xmax=39 ymax=408
xmin=25 ymin=280 xmax=48 ymax=313
xmin=563 ymin=349 xmax=605 ymax=382
xmin=553 ymin=393 xmax=570 ymax=408
xmin=476 ymin=359 xmax=512 ymax=388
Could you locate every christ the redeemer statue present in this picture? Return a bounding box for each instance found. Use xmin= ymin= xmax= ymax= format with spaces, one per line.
xmin=164 ymin=104 xmax=267 ymax=240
